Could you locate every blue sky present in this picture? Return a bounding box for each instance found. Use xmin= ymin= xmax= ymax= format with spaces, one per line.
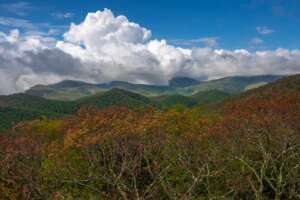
xmin=0 ymin=0 xmax=299 ymax=50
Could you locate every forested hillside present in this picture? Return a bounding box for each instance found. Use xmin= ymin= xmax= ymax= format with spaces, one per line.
xmin=0 ymin=75 xmax=300 ymax=199
xmin=0 ymin=89 xmax=155 ymax=131
xmin=0 ymin=94 xmax=77 ymax=130
xmin=0 ymin=87 xmax=230 ymax=131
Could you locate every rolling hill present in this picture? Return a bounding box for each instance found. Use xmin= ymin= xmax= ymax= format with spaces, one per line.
xmin=27 ymin=81 xmax=107 ymax=101
xmin=77 ymin=88 xmax=156 ymax=109
xmin=168 ymin=77 xmax=201 ymax=88
xmin=178 ymin=75 xmax=283 ymax=95
xmin=0 ymin=87 xmax=230 ymax=131
xmin=0 ymin=89 xmax=156 ymax=131
xmin=191 ymin=90 xmax=230 ymax=105
xmin=239 ymin=74 xmax=300 ymax=97
xmin=26 ymin=75 xmax=283 ymax=101
xmin=220 ymin=74 xmax=300 ymax=108
xmin=0 ymin=94 xmax=78 ymax=130
xmin=0 ymin=74 xmax=289 ymax=131
xmin=153 ymin=95 xmax=198 ymax=108
xmin=154 ymin=90 xmax=230 ymax=108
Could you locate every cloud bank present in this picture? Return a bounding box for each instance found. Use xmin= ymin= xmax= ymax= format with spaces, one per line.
xmin=0 ymin=9 xmax=300 ymax=95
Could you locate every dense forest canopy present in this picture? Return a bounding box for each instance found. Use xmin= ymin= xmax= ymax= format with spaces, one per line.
xmin=0 ymin=75 xmax=300 ymax=199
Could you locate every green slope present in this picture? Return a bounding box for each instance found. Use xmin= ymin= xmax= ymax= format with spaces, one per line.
xmin=0 ymin=94 xmax=78 ymax=131
xmin=27 ymin=84 xmax=107 ymax=101
xmin=168 ymin=77 xmax=200 ymax=88
xmin=101 ymin=81 xmax=171 ymax=97
xmin=0 ymin=94 xmax=77 ymax=112
xmin=191 ymin=90 xmax=230 ymax=105
xmin=153 ymin=95 xmax=198 ymax=108
xmin=77 ymin=88 xmax=155 ymax=109
xmin=211 ymin=74 xmax=300 ymax=112
xmin=26 ymin=75 xmax=283 ymax=101
xmin=0 ymin=89 xmax=158 ymax=131
xmin=154 ymin=90 xmax=230 ymax=109
xmin=0 ymin=88 xmax=230 ymax=131
xmin=233 ymin=74 xmax=300 ymax=100
xmin=0 ymin=74 xmax=293 ymax=131
xmin=179 ymin=75 xmax=283 ymax=95
xmin=0 ymin=107 xmax=47 ymax=130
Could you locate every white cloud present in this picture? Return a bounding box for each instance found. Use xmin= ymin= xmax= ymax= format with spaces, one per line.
xmin=0 ymin=9 xmax=300 ymax=95
xmin=170 ymin=37 xmax=219 ymax=47
xmin=52 ymin=12 xmax=74 ymax=19
xmin=0 ymin=17 xmax=35 ymax=29
xmin=199 ymin=37 xmax=219 ymax=47
xmin=0 ymin=16 xmax=68 ymax=39
xmin=251 ymin=37 xmax=264 ymax=45
xmin=63 ymin=9 xmax=151 ymax=46
xmin=0 ymin=29 xmax=76 ymax=94
xmin=256 ymin=26 xmax=274 ymax=35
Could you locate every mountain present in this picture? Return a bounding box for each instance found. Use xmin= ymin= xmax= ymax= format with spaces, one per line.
xmin=27 ymin=82 xmax=106 ymax=101
xmin=50 ymin=80 xmax=95 ymax=89
xmin=0 ymin=94 xmax=78 ymax=130
xmin=27 ymin=80 xmax=170 ymax=100
xmin=1 ymin=87 xmax=231 ymax=131
xmin=77 ymin=88 xmax=155 ymax=109
xmin=191 ymin=90 xmax=230 ymax=105
xmin=211 ymin=74 xmax=300 ymax=113
xmin=97 ymin=81 xmax=170 ymax=97
xmin=0 ymin=74 xmax=295 ymax=131
xmin=169 ymin=77 xmax=200 ymax=88
xmin=153 ymin=95 xmax=198 ymax=108
xmin=0 ymin=94 xmax=77 ymax=114
xmin=25 ymin=75 xmax=283 ymax=101
xmin=153 ymin=89 xmax=230 ymax=109
xmin=1 ymin=87 xmax=229 ymax=130
xmin=232 ymin=74 xmax=300 ymax=100
xmin=178 ymin=75 xmax=283 ymax=95
xmin=1 ymin=75 xmax=299 ymax=199
xmin=0 ymin=89 xmax=156 ymax=131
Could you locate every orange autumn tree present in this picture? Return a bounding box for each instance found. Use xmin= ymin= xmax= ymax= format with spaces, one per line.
xmin=64 ymin=106 xmax=162 ymax=148
xmin=0 ymin=132 xmax=44 ymax=199
xmin=209 ymin=91 xmax=300 ymax=199
xmin=43 ymin=105 xmax=223 ymax=199
xmin=1 ymin=90 xmax=300 ymax=199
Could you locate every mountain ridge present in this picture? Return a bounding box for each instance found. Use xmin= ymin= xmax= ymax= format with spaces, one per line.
xmin=0 ymin=74 xmax=297 ymax=131
xmin=26 ymin=74 xmax=284 ymax=101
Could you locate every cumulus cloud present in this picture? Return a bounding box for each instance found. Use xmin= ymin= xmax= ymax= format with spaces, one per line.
xmin=0 ymin=9 xmax=300 ymax=95
xmin=0 ymin=29 xmax=81 ymax=94
xmin=62 ymin=9 xmax=151 ymax=45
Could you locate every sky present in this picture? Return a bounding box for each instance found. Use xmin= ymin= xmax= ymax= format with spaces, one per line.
xmin=0 ymin=0 xmax=300 ymax=94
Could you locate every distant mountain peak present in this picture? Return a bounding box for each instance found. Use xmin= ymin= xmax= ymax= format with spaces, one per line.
xmin=50 ymin=79 xmax=94 ymax=89
xmin=169 ymin=77 xmax=200 ymax=88
xmin=25 ymin=74 xmax=285 ymax=101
